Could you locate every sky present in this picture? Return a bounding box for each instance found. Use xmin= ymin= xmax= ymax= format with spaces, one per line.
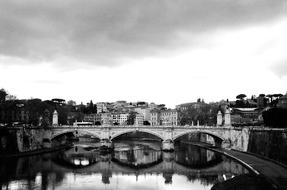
xmin=0 ymin=0 xmax=287 ymax=108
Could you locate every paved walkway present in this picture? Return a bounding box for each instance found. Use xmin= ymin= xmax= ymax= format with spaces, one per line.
xmin=191 ymin=143 xmax=287 ymax=190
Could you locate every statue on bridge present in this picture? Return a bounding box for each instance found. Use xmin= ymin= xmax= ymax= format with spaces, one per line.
xmin=52 ymin=110 xmax=59 ymax=126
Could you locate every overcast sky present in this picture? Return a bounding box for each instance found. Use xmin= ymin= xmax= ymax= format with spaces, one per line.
xmin=0 ymin=0 xmax=287 ymax=108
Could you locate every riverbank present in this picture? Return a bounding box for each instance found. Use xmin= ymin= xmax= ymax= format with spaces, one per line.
xmin=0 ymin=144 xmax=72 ymax=158
xmin=189 ymin=142 xmax=287 ymax=190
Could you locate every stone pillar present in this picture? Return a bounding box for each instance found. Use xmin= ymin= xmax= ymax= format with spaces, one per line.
xmin=52 ymin=110 xmax=58 ymax=126
xmin=214 ymin=138 xmax=223 ymax=148
xmin=163 ymin=152 xmax=174 ymax=162
xmin=197 ymin=120 xmax=200 ymax=126
xmin=16 ymin=130 xmax=24 ymax=152
xmin=162 ymin=140 xmax=174 ymax=151
xmin=217 ymin=111 xmax=222 ymax=126
xmin=100 ymin=138 xmax=113 ymax=152
xmin=224 ymin=108 xmax=231 ymax=126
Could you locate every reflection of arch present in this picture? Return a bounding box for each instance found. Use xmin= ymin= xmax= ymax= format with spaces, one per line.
xmin=111 ymin=129 xmax=163 ymax=141
xmin=52 ymin=147 xmax=100 ymax=169
xmin=52 ymin=156 xmax=99 ymax=169
xmin=51 ymin=131 xmax=75 ymax=142
xmin=173 ymin=131 xmax=224 ymax=146
xmin=112 ymin=157 xmax=163 ymax=170
xmin=175 ymin=152 xmax=223 ymax=169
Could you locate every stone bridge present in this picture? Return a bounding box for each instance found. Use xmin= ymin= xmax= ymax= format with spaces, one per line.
xmin=44 ymin=125 xmax=250 ymax=151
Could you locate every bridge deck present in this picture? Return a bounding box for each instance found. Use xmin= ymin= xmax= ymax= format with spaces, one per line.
xmin=192 ymin=143 xmax=287 ymax=190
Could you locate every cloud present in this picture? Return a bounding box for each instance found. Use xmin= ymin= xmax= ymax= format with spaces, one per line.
xmin=0 ymin=0 xmax=287 ymax=67
xmin=270 ymin=59 xmax=287 ymax=78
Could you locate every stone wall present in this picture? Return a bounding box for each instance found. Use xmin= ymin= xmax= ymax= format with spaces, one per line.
xmin=248 ymin=129 xmax=287 ymax=165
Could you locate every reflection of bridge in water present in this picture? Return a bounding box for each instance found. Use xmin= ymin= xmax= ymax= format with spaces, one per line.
xmin=49 ymin=145 xmax=249 ymax=184
xmin=0 ymin=145 xmax=251 ymax=188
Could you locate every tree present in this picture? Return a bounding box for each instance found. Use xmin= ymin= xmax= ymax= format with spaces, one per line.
xmin=143 ymin=121 xmax=151 ymax=125
xmin=86 ymin=100 xmax=97 ymax=114
xmin=262 ymin=108 xmax=287 ymax=127
xmin=41 ymin=109 xmax=51 ymax=127
xmin=67 ymin=100 xmax=76 ymax=106
xmin=236 ymin=94 xmax=247 ymax=100
xmin=95 ymin=121 xmax=101 ymax=125
xmin=0 ymin=88 xmax=8 ymax=103
xmin=127 ymin=112 xmax=136 ymax=125
xmin=178 ymin=103 xmax=218 ymax=126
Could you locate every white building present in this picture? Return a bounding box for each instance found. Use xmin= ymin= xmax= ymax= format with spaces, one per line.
xmin=119 ymin=113 xmax=129 ymax=125
xmin=160 ymin=109 xmax=178 ymax=126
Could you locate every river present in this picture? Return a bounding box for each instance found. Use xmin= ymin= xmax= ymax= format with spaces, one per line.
xmin=0 ymin=140 xmax=271 ymax=190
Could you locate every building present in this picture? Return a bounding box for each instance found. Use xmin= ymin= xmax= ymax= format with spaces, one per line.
xmin=135 ymin=113 xmax=144 ymax=125
xmin=119 ymin=113 xmax=129 ymax=125
xmin=83 ymin=113 xmax=101 ymax=124
xmin=160 ymin=109 xmax=179 ymax=126
xmin=231 ymin=108 xmax=261 ymax=125
xmin=96 ymin=102 xmax=108 ymax=113
xmin=176 ymin=102 xmax=205 ymax=111
xmin=149 ymin=103 xmax=157 ymax=109
xmin=150 ymin=109 xmax=179 ymax=126
xmin=112 ymin=113 xmax=121 ymax=125
xmin=150 ymin=109 xmax=161 ymax=126
xmin=101 ymin=113 xmax=112 ymax=124
xmin=278 ymin=93 xmax=287 ymax=109
xmin=134 ymin=107 xmax=151 ymax=122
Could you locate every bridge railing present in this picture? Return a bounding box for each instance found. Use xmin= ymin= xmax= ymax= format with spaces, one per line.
xmin=52 ymin=124 xmax=226 ymax=129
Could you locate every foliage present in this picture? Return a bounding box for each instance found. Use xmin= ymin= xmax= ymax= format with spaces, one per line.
xmin=0 ymin=97 xmax=71 ymax=126
xmin=95 ymin=121 xmax=101 ymax=125
xmin=178 ymin=103 xmax=219 ymax=126
xmin=127 ymin=111 xmax=136 ymax=125
xmin=262 ymin=108 xmax=287 ymax=127
xmin=84 ymin=100 xmax=97 ymax=114
xmin=67 ymin=100 xmax=76 ymax=106
xmin=143 ymin=121 xmax=151 ymax=125
xmin=236 ymin=94 xmax=247 ymax=100
xmin=0 ymin=88 xmax=8 ymax=102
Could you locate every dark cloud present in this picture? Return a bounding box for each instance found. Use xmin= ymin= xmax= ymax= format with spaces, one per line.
xmin=0 ymin=0 xmax=287 ymax=66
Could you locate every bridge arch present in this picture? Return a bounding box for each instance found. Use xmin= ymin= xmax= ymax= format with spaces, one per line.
xmin=51 ymin=129 xmax=101 ymax=140
xmin=110 ymin=129 xmax=164 ymax=141
xmin=173 ymin=130 xmax=224 ymax=147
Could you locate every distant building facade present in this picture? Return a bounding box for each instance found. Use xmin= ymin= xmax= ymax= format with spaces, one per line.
xmin=150 ymin=109 xmax=178 ymax=126
xmin=151 ymin=110 xmax=161 ymax=126
xmin=83 ymin=113 xmax=101 ymax=124
xmin=135 ymin=113 xmax=144 ymax=125
xmin=231 ymin=108 xmax=262 ymax=125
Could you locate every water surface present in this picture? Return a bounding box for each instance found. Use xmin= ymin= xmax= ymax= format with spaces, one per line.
xmin=0 ymin=141 xmax=256 ymax=190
